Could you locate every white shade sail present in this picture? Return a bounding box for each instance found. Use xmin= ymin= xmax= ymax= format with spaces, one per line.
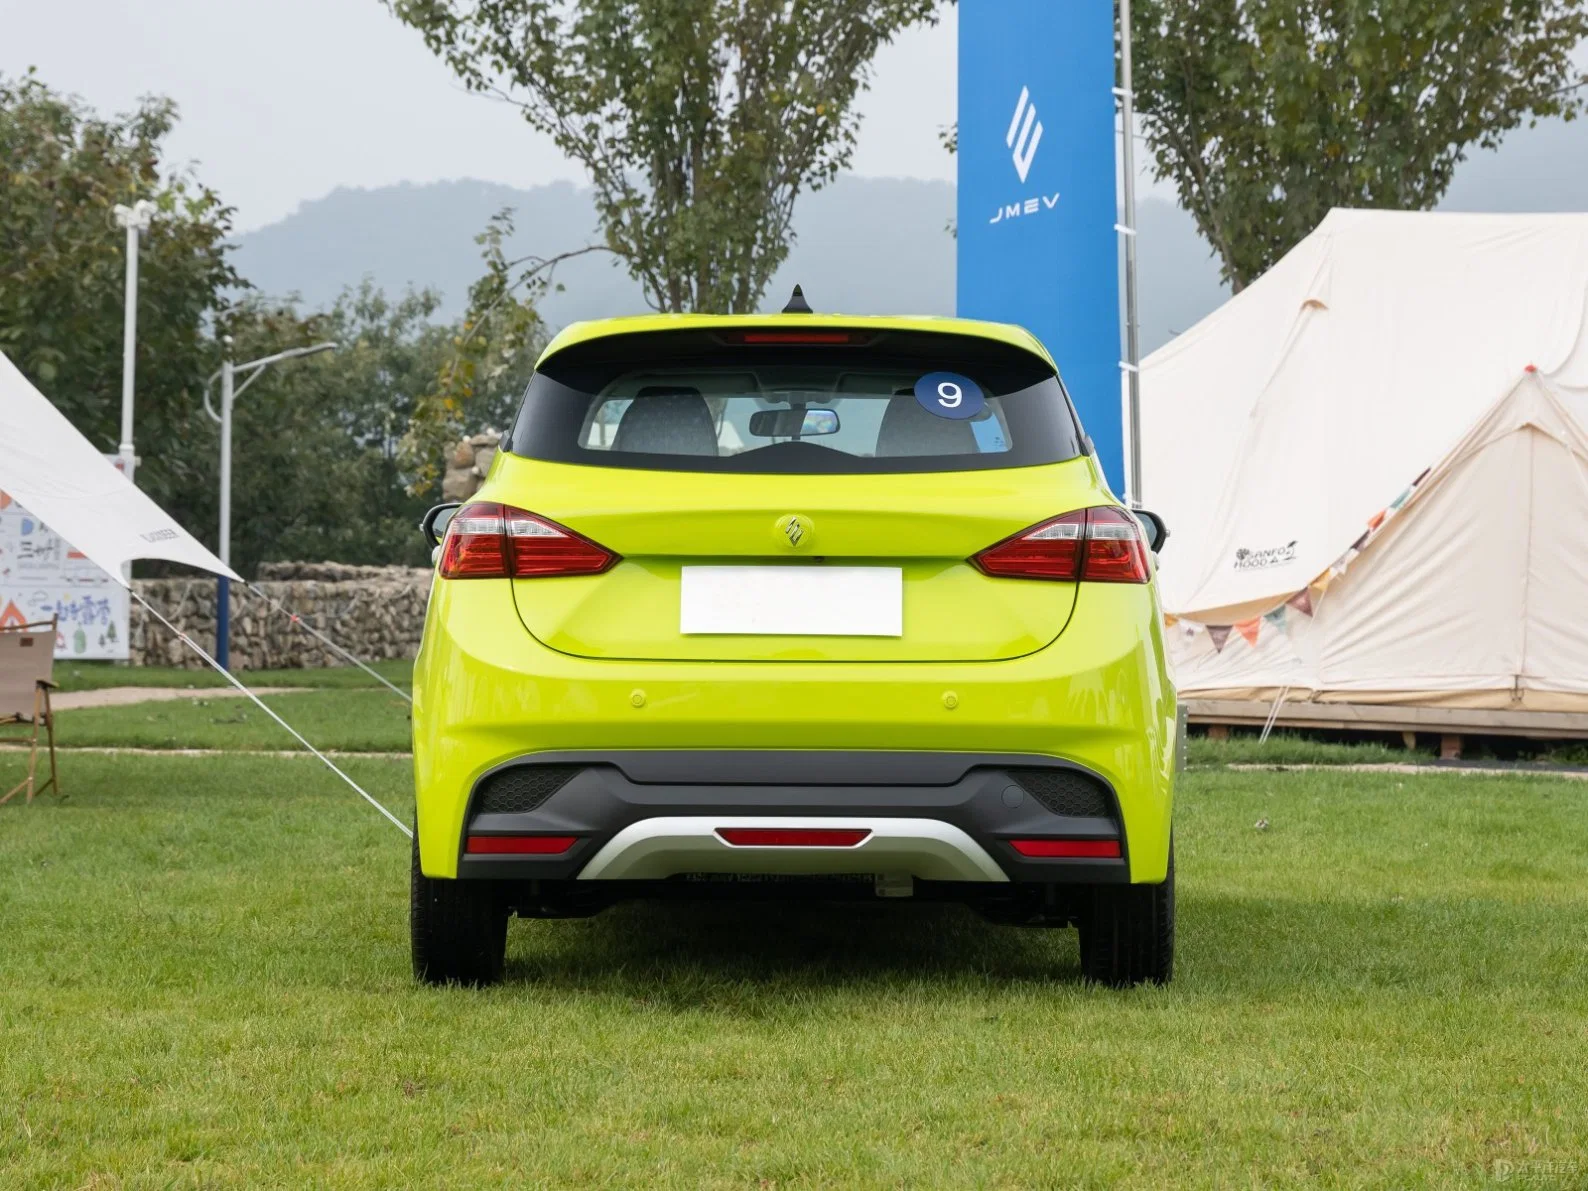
xmin=1 ymin=348 xmax=237 ymax=583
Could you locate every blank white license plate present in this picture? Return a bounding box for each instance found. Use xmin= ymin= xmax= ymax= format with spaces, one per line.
xmin=680 ymin=566 xmax=903 ymax=637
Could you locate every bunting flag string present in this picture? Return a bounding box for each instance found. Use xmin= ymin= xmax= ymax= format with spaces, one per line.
xmin=1174 ymin=460 xmax=1435 ymax=656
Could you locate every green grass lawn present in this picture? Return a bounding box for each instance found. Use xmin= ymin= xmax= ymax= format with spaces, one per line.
xmin=52 ymin=689 xmax=412 ymax=753
xmin=52 ymin=658 xmax=413 ymax=693
xmin=1189 ymin=731 xmax=1417 ymax=767
xmin=1190 ymin=730 xmax=1588 ymax=769
xmin=3 ymin=755 xmax=1586 ymax=1187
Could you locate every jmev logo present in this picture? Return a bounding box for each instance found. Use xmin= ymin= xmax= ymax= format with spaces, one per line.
xmin=1006 ymin=86 xmax=1043 ymax=183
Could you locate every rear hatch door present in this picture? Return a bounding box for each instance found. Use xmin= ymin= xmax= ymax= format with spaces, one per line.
xmin=491 ymin=323 xmax=1108 ymax=662
xmin=502 ymin=457 xmax=1100 ymax=662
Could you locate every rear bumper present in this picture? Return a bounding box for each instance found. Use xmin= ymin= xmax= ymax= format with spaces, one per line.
xmin=415 ymin=579 xmax=1176 ymax=882
xmin=579 ymin=818 xmax=1007 ymax=882
xmin=455 ymin=750 xmax=1129 ymax=886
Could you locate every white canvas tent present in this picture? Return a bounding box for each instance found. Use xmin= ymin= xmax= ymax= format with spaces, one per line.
xmin=0 ymin=348 xmax=235 ymax=583
xmin=1139 ymin=209 xmax=1588 ymax=712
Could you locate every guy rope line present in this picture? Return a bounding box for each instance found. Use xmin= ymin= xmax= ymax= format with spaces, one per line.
xmin=129 ymin=589 xmax=413 ymax=839
xmin=242 ymin=580 xmax=413 ymax=704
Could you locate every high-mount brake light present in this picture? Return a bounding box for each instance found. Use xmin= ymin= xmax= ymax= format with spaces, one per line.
xmin=971 ymin=506 xmax=1150 ymax=583
xmin=439 ymin=501 xmax=618 ymax=580
xmin=735 ymin=331 xmax=856 ymax=345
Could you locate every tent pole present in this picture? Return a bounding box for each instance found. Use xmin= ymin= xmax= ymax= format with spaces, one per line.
xmin=217 ymin=354 xmax=233 ymax=671
xmin=1117 ymin=0 xmax=1143 ymax=508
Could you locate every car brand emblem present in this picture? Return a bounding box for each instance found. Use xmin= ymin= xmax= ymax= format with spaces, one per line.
xmin=774 ymin=514 xmax=815 ymax=552
xmin=1006 ymin=86 xmax=1044 ymax=183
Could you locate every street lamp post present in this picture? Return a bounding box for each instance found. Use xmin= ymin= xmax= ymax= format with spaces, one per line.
xmin=204 ymin=340 xmax=338 ymax=669
xmin=112 ymin=200 xmax=157 ymax=484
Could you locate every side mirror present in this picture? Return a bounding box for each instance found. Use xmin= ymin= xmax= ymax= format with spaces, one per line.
xmin=421 ymin=502 xmax=462 ymax=550
xmin=1133 ymin=509 xmax=1170 ymax=553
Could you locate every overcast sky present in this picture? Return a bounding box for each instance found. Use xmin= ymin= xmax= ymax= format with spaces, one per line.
xmin=1 ymin=0 xmax=967 ymax=232
xmin=6 ymin=3 xmax=1583 ymax=236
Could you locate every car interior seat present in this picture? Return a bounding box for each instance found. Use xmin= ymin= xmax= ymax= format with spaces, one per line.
xmin=612 ymin=387 xmax=718 ymax=456
xmin=875 ymin=388 xmax=978 ymax=457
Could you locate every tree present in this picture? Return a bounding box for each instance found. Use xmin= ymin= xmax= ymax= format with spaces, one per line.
xmin=400 ymin=209 xmax=553 ymax=492
xmin=214 ymin=285 xmax=467 ymax=571
xmin=0 ymin=70 xmax=240 ymax=525
xmin=1131 ymin=0 xmax=1588 ymax=289
xmin=1 ymin=71 xmax=511 ymax=573
xmin=387 ymin=0 xmax=942 ymax=313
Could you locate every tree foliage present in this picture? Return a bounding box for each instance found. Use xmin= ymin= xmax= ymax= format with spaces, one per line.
xmin=1132 ymin=0 xmax=1588 ymax=289
xmin=0 ymin=69 xmax=239 ymax=524
xmin=215 ymin=285 xmax=460 ymax=572
xmin=387 ymin=0 xmax=942 ymax=313
xmin=400 ymin=210 xmax=552 ymax=492
xmin=0 ymin=72 xmax=494 ymax=574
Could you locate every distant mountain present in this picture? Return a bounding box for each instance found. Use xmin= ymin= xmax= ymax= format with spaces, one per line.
xmin=232 ymin=111 xmax=1587 ymax=356
xmin=231 ymin=173 xmax=1221 ymax=354
xmin=231 ymin=175 xmax=958 ymax=328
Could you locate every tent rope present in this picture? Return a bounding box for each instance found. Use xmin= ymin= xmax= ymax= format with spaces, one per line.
xmin=242 ymin=581 xmax=413 ymax=705
xmin=129 ymin=589 xmax=412 ymax=840
xmin=1256 ymin=584 xmax=1333 ymax=744
xmin=1257 ymin=685 xmax=1291 ymax=744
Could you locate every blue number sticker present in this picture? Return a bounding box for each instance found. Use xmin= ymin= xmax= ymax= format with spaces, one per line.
xmin=914 ymin=371 xmax=986 ymax=420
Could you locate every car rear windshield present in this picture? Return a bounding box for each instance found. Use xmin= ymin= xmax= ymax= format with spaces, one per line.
xmin=505 ymin=328 xmax=1087 ymax=474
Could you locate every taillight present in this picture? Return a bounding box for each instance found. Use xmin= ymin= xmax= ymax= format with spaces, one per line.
xmin=439 ymin=502 xmax=618 ymax=580
xmin=971 ymin=507 xmax=1150 ymax=583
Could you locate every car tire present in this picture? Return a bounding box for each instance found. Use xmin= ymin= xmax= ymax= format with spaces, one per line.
xmin=1078 ymin=846 xmax=1174 ymax=987
xmin=410 ymin=833 xmax=508 ymax=987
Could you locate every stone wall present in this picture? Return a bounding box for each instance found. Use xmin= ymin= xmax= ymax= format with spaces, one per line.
xmin=129 ymin=427 xmax=508 ymax=669
xmin=130 ymin=562 xmax=432 ymax=670
xmin=442 ymin=432 xmax=502 ymax=502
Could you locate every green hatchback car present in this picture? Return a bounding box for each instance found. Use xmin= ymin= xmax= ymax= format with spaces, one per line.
xmin=411 ymin=310 xmax=1178 ymax=987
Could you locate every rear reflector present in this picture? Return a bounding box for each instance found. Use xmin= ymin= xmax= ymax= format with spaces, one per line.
xmin=716 ymin=827 xmax=872 ymax=847
xmin=1008 ymin=838 xmax=1122 ymax=859
xmin=465 ymin=835 xmax=578 ymax=855
xmin=971 ymin=506 xmax=1150 ymax=583
xmin=440 ymin=501 xmax=618 ymax=580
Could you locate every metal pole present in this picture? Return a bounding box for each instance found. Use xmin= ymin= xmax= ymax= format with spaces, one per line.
xmin=113 ymin=200 xmax=154 ymax=483
xmin=199 ymin=340 xmax=334 ymax=673
xmin=1118 ymin=0 xmax=1144 ymax=508
xmin=217 ymin=354 xmax=234 ymax=670
xmin=118 ymin=220 xmax=140 ymax=482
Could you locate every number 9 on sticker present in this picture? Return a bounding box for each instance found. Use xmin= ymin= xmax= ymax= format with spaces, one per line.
xmin=913 ymin=371 xmax=986 ymax=420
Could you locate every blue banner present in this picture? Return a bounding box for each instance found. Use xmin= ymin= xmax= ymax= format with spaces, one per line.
xmin=957 ymin=0 xmax=1122 ymax=492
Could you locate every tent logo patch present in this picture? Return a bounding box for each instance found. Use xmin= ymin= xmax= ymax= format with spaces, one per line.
xmin=1233 ymin=541 xmax=1297 ymax=571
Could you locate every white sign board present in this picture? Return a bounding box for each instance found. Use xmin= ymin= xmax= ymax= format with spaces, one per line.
xmin=0 ymin=487 xmax=130 ymax=660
